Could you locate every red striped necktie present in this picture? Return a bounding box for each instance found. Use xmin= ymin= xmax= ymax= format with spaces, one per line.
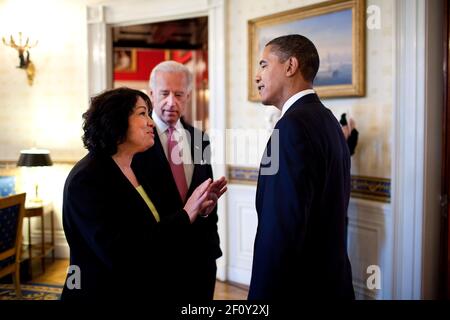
xmin=167 ymin=126 xmax=188 ymax=202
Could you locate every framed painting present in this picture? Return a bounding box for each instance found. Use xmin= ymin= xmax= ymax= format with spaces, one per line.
xmin=113 ymin=48 xmax=137 ymax=72
xmin=248 ymin=0 xmax=365 ymax=101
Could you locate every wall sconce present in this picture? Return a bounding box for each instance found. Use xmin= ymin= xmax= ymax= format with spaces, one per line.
xmin=2 ymin=32 xmax=38 ymax=86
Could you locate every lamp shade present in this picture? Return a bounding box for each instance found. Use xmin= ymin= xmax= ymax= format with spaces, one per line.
xmin=17 ymin=149 xmax=53 ymax=167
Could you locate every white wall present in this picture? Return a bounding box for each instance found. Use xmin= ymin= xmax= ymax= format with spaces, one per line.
xmin=0 ymin=0 xmax=90 ymax=258
xmin=0 ymin=0 xmax=88 ymax=162
xmin=227 ymin=0 xmax=394 ymax=178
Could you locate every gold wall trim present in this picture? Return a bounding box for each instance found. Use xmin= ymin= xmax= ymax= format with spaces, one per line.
xmin=228 ymin=166 xmax=391 ymax=203
xmin=228 ymin=166 xmax=259 ymax=185
xmin=350 ymin=175 xmax=391 ymax=203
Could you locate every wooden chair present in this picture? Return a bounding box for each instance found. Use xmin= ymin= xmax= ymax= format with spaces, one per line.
xmin=0 ymin=193 xmax=26 ymax=298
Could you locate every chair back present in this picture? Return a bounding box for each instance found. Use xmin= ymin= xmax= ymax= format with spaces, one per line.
xmin=0 ymin=193 xmax=26 ymax=277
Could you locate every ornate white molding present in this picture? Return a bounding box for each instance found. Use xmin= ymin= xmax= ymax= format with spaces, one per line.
xmin=392 ymin=0 xmax=446 ymax=299
xmin=225 ymin=186 xmax=393 ymax=297
xmin=206 ymin=0 xmax=227 ymax=282
xmin=86 ymin=5 xmax=105 ymax=24
xmin=347 ymin=198 xmax=393 ymax=299
xmin=226 ymin=184 xmax=257 ymax=286
xmin=102 ymin=0 xmax=209 ymax=26
xmin=87 ymin=5 xmax=110 ymax=96
xmin=392 ymin=0 xmax=426 ymax=299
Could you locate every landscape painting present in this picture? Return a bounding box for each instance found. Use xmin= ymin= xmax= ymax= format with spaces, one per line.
xmin=248 ymin=0 xmax=365 ymax=101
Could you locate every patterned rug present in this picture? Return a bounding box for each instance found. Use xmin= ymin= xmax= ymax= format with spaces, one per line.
xmin=0 ymin=283 xmax=62 ymax=300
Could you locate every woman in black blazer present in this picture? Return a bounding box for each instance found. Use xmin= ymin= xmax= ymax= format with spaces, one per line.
xmin=61 ymin=88 xmax=225 ymax=300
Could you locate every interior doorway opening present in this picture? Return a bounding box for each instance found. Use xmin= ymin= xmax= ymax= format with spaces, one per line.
xmin=111 ymin=17 xmax=209 ymax=130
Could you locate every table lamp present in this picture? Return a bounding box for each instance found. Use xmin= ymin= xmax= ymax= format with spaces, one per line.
xmin=17 ymin=148 xmax=53 ymax=203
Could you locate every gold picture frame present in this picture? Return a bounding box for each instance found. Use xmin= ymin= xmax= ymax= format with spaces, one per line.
xmin=113 ymin=48 xmax=137 ymax=73
xmin=248 ymin=0 xmax=365 ymax=101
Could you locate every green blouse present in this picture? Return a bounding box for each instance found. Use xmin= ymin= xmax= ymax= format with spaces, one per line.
xmin=135 ymin=185 xmax=160 ymax=223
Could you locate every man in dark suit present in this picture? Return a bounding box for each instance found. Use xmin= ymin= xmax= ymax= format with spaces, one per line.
xmin=248 ymin=34 xmax=355 ymax=300
xmin=132 ymin=61 xmax=223 ymax=300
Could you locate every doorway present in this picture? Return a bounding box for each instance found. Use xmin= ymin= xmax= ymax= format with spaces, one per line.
xmin=443 ymin=0 xmax=450 ymax=300
xmin=111 ymin=17 xmax=209 ymax=130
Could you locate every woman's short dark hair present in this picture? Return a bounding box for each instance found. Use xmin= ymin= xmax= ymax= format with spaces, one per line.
xmin=82 ymin=87 xmax=152 ymax=155
xmin=266 ymin=34 xmax=320 ymax=83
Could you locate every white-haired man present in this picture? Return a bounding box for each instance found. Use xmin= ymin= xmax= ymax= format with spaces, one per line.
xmin=132 ymin=61 xmax=224 ymax=300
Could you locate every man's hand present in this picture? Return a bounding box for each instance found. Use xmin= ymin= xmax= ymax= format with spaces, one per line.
xmin=342 ymin=117 xmax=355 ymax=140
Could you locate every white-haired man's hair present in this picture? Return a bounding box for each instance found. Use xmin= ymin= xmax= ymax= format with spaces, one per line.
xmin=149 ymin=60 xmax=193 ymax=92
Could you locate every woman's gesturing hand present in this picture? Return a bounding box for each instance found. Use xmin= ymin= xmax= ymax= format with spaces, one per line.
xmin=183 ymin=178 xmax=213 ymax=223
xmin=199 ymin=176 xmax=228 ymax=217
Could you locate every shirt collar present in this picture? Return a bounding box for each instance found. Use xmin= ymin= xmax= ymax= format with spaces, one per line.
xmin=151 ymin=111 xmax=183 ymax=134
xmin=280 ymin=89 xmax=316 ymax=118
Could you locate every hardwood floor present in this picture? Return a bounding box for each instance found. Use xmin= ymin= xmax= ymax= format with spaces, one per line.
xmin=213 ymin=280 xmax=249 ymax=300
xmin=31 ymin=259 xmax=70 ymax=285
xmin=31 ymin=259 xmax=248 ymax=300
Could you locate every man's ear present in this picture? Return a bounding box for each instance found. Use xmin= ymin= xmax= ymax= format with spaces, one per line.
xmin=285 ymin=56 xmax=299 ymax=77
xmin=149 ymin=89 xmax=155 ymax=102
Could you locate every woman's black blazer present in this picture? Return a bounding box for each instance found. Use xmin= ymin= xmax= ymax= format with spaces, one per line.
xmin=61 ymin=152 xmax=191 ymax=301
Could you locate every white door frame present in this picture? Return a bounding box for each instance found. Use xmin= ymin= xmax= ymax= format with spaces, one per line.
xmin=392 ymin=0 xmax=442 ymax=299
xmin=86 ymin=0 xmax=228 ymax=280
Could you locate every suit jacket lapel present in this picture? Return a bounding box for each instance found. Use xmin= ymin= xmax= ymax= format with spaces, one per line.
xmin=256 ymin=134 xmax=272 ymax=215
xmin=182 ymin=122 xmax=202 ymax=197
xmin=105 ymin=155 xmax=158 ymax=223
